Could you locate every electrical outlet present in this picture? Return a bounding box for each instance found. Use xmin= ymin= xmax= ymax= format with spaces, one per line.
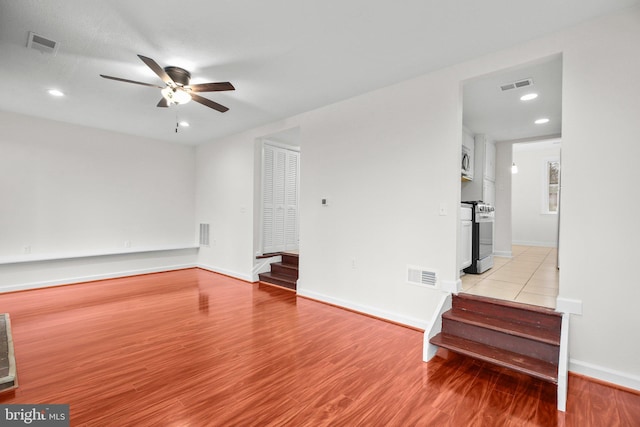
xmin=23 ymin=245 xmax=31 ymax=254
xmin=439 ymin=203 xmax=447 ymax=216
xmin=351 ymin=258 xmax=356 ymax=269
xmin=124 ymin=240 xmax=131 ymax=248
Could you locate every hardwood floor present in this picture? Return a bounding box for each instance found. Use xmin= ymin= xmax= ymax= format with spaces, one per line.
xmin=0 ymin=269 xmax=638 ymax=426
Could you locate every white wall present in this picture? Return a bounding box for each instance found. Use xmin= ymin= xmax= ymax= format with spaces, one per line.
xmin=196 ymin=6 xmax=640 ymax=389
xmin=196 ymin=68 xmax=462 ymax=329
xmin=494 ymin=142 xmax=513 ymax=256
xmin=512 ymin=143 xmax=561 ymax=247
xmin=554 ymin=8 xmax=640 ymax=388
xmin=0 ymin=111 xmax=198 ymax=291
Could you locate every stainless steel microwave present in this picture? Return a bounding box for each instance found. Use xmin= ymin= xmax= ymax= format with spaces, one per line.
xmin=462 ymin=145 xmax=473 ymax=179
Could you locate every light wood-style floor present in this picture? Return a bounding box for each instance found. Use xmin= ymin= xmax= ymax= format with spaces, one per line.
xmin=462 ymin=245 xmax=559 ymax=308
xmin=0 ymin=269 xmax=637 ymax=426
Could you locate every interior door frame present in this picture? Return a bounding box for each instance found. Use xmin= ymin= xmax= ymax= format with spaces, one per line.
xmin=259 ymin=139 xmax=300 ymax=255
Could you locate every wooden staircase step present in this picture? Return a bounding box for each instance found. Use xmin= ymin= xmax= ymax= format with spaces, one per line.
xmin=430 ymin=332 xmax=558 ymax=384
xmin=453 ymin=293 xmax=561 ymax=331
xmin=258 ymin=272 xmax=297 ymax=291
xmin=281 ymin=253 xmax=299 ymax=268
xmin=270 ymin=262 xmax=298 ymax=279
xmin=442 ymin=310 xmax=560 ymax=346
xmin=442 ymin=310 xmax=559 ymax=364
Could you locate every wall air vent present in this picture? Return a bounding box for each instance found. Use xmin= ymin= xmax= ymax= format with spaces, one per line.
xmin=199 ymin=223 xmax=210 ymax=247
xmin=407 ymin=265 xmax=437 ymax=288
xmin=500 ymin=78 xmax=533 ymax=91
xmin=26 ymin=31 xmax=59 ymax=55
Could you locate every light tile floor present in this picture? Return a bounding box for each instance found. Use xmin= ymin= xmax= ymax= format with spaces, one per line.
xmin=461 ymin=245 xmax=559 ymax=309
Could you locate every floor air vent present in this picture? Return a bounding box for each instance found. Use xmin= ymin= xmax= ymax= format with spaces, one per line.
xmin=26 ymin=31 xmax=59 ymax=55
xmin=407 ymin=266 xmax=437 ymax=287
xmin=500 ymin=78 xmax=533 ymax=91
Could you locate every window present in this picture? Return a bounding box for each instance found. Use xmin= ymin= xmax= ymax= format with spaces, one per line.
xmin=544 ymin=159 xmax=560 ymax=214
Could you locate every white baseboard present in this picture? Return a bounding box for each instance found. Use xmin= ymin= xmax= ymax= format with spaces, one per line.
xmin=0 ymin=264 xmax=196 ymax=293
xmin=512 ymin=240 xmax=558 ymax=248
xmin=296 ymin=287 xmax=428 ymax=330
xmin=197 ymin=263 xmax=253 ymax=283
xmin=570 ymin=359 xmax=640 ymax=392
xmin=424 ymin=293 xmax=452 ymax=362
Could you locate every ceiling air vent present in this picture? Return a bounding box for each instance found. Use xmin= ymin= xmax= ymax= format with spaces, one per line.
xmin=500 ymin=78 xmax=533 ymax=91
xmin=26 ymin=31 xmax=59 ymax=55
xmin=407 ymin=265 xmax=437 ymax=288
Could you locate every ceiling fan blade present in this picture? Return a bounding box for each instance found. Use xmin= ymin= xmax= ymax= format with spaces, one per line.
xmin=189 ymin=82 xmax=235 ymax=93
xmin=191 ymin=93 xmax=229 ymax=113
xmin=100 ymin=74 xmax=163 ymax=88
xmin=137 ymin=54 xmax=173 ymax=85
xmin=157 ymin=98 xmax=169 ymax=108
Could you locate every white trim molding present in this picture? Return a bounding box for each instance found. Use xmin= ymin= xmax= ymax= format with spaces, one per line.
xmin=557 ymin=313 xmax=570 ymax=412
xmin=197 ymin=263 xmax=253 ymax=283
xmin=556 ymin=297 xmax=583 ymax=315
xmin=570 ymin=359 xmax=640 ymax=392
xmin=0 ymin=264 xmax=196 ymax=293
xmin=423 ymin=292 xmax=453 ymax=362
xmin=296 ymin=287 xmax=428 ymax=330
xmin=441 ymin=279 xmax=461 ymax=294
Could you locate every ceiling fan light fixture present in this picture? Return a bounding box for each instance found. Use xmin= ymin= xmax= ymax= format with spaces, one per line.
xmin=161 ymin=87 xmax=191 ymax=105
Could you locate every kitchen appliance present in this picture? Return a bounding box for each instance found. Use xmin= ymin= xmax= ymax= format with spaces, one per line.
xmin=461 ymin=145 xmax=473 ymax=179
xmin=462 ymin=201 xmax=494 ymax=274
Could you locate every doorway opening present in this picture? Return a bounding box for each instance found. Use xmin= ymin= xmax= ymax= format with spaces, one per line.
xmin=459 ymin=54 xmax=563 ymax=308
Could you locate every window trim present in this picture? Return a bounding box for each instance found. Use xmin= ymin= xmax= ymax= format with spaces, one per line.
xmin=542 ymin=157 xmax=560 ymax=215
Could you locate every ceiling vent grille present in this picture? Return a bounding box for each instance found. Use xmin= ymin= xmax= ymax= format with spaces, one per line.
xmin=26 ymin=31 xmax=59 ymax=55
xmin=407 ymin=265 xmax=437 ymax=288
xmin=500 ymin=78 xmax=533 ymax=91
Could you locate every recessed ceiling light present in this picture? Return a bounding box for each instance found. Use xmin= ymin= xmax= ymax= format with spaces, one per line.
xmin=535 ymin=118 xmax=550 ymax=124
xmin=520 ymin=93 xmax=538 ymax=101
xmin=178 ymin=121 xmax=190 ymax=127
xmin=48 ymin=89 xmax=64 ymax=97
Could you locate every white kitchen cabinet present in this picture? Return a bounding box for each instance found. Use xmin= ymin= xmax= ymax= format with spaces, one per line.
xmin=483 ymin=179 xmax=495 ymax=206
xmin=484 ymin=140 xmax=496 ymax=182
xmin=459 ymin=206 xmax=473 ymax=270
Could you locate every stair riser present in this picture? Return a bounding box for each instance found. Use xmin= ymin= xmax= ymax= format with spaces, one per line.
xmin=453 ymin=298 xmax=561 ymax=331
xmin=271 ymin=263 xmax=298 ymax=279
xmin=442 ymin=318 xmax=559 ymax=365
xmin=281 ymin=254 xmax=299 ymax=267
xmin=258 ymin=274 xmax=296 ymax=290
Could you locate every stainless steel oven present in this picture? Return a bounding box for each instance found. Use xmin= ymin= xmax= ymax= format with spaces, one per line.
xmin=463 ymin=201 xmax=494 ymax=274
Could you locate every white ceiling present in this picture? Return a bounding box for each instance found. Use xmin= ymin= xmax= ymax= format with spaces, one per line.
xmin=463 ymin=55 xmax=563 ymax=142
xmin=0 ymin=0 xmax=637 ymax=145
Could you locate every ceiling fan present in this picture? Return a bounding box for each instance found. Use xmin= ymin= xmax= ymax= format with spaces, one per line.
xmin=100 ymin=55 xmax=234 ymax=112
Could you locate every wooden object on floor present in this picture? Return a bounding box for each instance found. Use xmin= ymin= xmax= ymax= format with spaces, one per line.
xmin=0 ymin=314 xmax=17 ymax=392
xmin=0 ymin=269 xmax=638 ymax=425
xmin=258 ymin=252 xmax=298 ymax=290
xmin=430 ymin=293 xmax=562 ymax=384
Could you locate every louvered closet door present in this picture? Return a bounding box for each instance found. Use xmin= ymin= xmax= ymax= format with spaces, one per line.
xmin=262 ymin=144 xmax=299 ymax=254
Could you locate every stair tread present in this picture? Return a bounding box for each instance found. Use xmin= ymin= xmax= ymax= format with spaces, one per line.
xmin=444 ymin=310 xmax=560 ymax=346
xmin=258 ymin=272 xmax=297 ymax=283
xmin=272 ymin=262 xmax=298 ymax=271
xmin=456 ymin=293 xmax=561 ymax=317
xmin=430 ymin=333 xmax=558 ymax=384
